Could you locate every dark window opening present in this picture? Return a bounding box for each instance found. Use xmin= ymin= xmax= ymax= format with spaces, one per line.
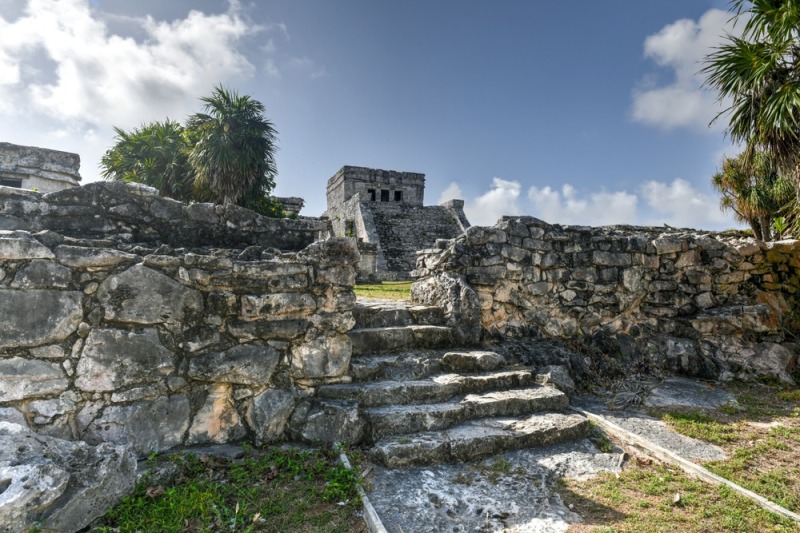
xmin=0 ymin=178 xmax=22 ymax=188
xmin=394 ymin=190 xmax=402 ymax=202
xmin=368 ymin=189 xmax=376 ymax=201
xmin=380 ymin=189 xmax=390 ymax=202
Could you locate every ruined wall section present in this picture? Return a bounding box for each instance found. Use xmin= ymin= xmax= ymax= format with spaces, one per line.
xmin=0 ymin=181 xmax=328 ymax=250
xmin=371 ymin=202 xmax=467 ymax=279
xmin=0 ymin=142 xmax=81 ymax=193
xmin=0 ymin=182 xmax=358 ymax=456
xmin=413 ymin=216 xmax=800 ymax=384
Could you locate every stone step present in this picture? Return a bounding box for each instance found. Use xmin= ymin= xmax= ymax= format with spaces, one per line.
xmin=317 ymin=370 xmax=533 ymax=407
xmin=369 ymin=411 xmax=590 ymax=468
xmin=365 ymin=386 xmax=568 ymax=442
xmin=352 ymin=302 xmax=446 ymax=329
xmin=349 ymin=353 xmax=443 ymax=382
xmin=348 ymin=325 xmax=453 ymax=355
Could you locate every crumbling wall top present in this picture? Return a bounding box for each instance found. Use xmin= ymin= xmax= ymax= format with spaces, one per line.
xmin=326 ymin=165 xmax=425 ymax=208
xmin=0 ymin=142 xmax=81 ymax=188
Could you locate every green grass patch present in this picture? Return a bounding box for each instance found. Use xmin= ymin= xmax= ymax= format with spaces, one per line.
xmin=661 ymin=412 xmax=741 ymax=445
xmin=89 ymin=447 xmax=365 ymax=533
xmin=559 ymin=463 xmax=797 ymax=532
xmin=353 ymin=281 xmax=412 ymax=300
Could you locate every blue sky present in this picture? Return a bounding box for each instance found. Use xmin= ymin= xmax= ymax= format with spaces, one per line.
xmin=0 ymin=0 xmax=744 ymax=228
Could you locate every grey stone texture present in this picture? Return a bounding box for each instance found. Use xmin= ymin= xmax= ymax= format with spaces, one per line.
xmin=0 ymin=421 xmax=136 ymax=533
xmin=323 ymin=165 xmax=469 ymax=280
xmin=0 ymin=182 xmax=359 ymax=459
xmin=414 ymin=216 xmax=800 ymax=384
xmin=0 ymin=141 xmax=81 ymax=193
xmin=0 ymin=180 xmax=328 ymax=249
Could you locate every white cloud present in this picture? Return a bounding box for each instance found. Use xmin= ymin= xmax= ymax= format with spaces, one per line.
xmin=639 ymin=178 xmax=729 ymax=228
xmin=0 ymin=0 xmax=261 ymax=128
xmin=447 ymin=177 xmax=737 ymax=230
xmin=631 ymin=9 xmax=740 ymax=132
xmin=463 ymin=178 xmax=524 ymax=226
xmin=437 ymin=181 xmax=464 ymax=205
xmin=527 ymin=184 xmax=638 ymax=226
xmin=286 ymin=56 xmax=326 ymax=79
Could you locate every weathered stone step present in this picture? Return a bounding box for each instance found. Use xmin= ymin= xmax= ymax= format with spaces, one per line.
xmin=349 ymin=349 xmax=508 ymax=383
xmin=369 ymin=411 xmax=590 ymax=468
xmin=317 ymin=370 xmax=533 ymax=407
xmin=348 ymin=325 xmax=453 ymax=355
xmin=350 ymin=353 xmax=443 ymax=382
xmin=365 ymin=386 xmax=568 ymax=442
xmin=352 ymin=302 xmax=445 ymax=329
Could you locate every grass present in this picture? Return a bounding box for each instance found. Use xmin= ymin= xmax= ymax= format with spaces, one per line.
xmin=88 ymin=446 xmax=366 ymax=533
xmin=559 ymin=381 xmax=800 ymax=531
xmin=353 ymin=281 xmax=412 ymax=300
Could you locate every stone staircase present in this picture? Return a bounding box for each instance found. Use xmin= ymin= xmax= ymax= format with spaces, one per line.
xmin=316 ymin=298 xmax=589 ymax=467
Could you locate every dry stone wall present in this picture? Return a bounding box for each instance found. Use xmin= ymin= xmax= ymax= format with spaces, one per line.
xmin=0 ymin=182 xmax=358 ymax=456
xmin=413 ymin=216 xmax=800 ymax=384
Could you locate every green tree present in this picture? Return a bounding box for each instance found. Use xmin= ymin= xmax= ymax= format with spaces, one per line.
xmin=100 ymin=120 xmax=194 ymax=201
xmin=703 ymin=0 xmax=800 ymax=182
xmin=187 ymin=85 xmax=278 ymax=206
xmin=711 ymin=149 xmax=795 ymax=240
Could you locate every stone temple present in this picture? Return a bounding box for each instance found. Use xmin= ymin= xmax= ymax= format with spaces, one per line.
xmin=323 ymin=165 xmax=470 ymax=280
xmin=0 ymin=142 xmax=82 ymax=193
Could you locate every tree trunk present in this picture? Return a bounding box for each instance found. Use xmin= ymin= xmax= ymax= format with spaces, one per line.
xmin=760 ymin=216 xmax=772 ymax=242
xmin=749 ymin=219 xmax=764 ymax=241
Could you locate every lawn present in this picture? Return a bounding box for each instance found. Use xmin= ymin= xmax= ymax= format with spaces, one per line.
xmin=353 ymin=280 xmax=412 ymax=300
xmin=558 ymin=381 xmax=800 ymax=532
xmin=88 ymin=446 xmax=367 ymax=533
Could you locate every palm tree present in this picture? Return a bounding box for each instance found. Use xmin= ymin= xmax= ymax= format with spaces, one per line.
xmin=187 ymin=86 xmax=278 ymax=206
xmin=711 ymin=149 xmax=795 ymax=240
xmin=703 ymin=0 xmax=800 ymax=182
xmin=100 ymin=120 xmax=194 ymax=201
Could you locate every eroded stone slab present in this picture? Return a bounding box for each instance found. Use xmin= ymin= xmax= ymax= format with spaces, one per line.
xmin=290 ymin=334 xmax=352 ymax=378
xmin=188 ymin=344 xmax=280 ymax=385
xmin=0 ymin=357 xmax=68 ymax=401
xmin=0 ymin=421 xmax=136 ymax=533
xmin=0 ymin=289 xmax=82 ymax=348
xmin=10 ymin=260 xmax=71 ymax=289
xmin=97 ymin=264 xmax=203 ymax=324
xmin=247 ymin=388 xmax=297 ymax=444
xmin=76 ymin=328 xmax=174 ymax=391
xmin=187 ymin=383 xmax=246 ymax=445
xmin=644 ymin=377 xmax=738 ymax=411
xmin=82 ymin=396 xmax=190 ymax=454
xmin=442 ymin=350 xmax=506 ymax=372
xmin=0 ymin=234 xmax=54 ymax=259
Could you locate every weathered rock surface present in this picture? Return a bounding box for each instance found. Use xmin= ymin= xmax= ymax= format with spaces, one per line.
xmin=535 ymin=365 xmax=577 ymax=397
xmin=75 ymin=328 xmax=174 ymax=391
xmin=0 ymin=289 xmax=82 ymax=348
xmin=0 ymin=421 xmax=136 ymax=533
xmin=188 ymin=344 xmax=280 ymax=385
xmin=97 ymin=264 xmax=203 ymax=324
xmin=187 ymin=384 xmax=246 ymax=445
xmin=0 ymin=357 xmax=68 ymax=402
xmin=288 ymin=398 xmax=365 ymax=444
xmin=246 ymin=389 xmax=297 ymax=444
xmin=290 ymin=334 xmax=352 ymax=378
xmin=442 ymin=350 xmax=506 ymax=372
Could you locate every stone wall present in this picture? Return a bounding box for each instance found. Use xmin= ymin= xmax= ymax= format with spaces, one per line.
xmin=0 ymin=182 xmax=359 ymax=456
xmin=413 ymin=217 xmax=800 ymax=384
xmin=0 ymin=181 xmax=329 ymax=250
xmin=0 ymin=141 xmax=81 ymax=193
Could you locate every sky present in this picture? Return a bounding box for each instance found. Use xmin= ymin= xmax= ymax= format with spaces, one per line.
xmin=0 ymin=0 xmax=746 ymax=229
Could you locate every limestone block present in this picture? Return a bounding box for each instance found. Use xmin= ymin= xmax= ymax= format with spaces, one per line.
xmin=55 ymin=245 xmax=138 ymax=268
xmin=652 ymin=235 xmax=684 ymax=255
xmin=97 ymin=264 xmax=203 ymax=324
xmin=75 ymin=328 xmax=174 ymax=392
xmin=442 ymin=351 xmax=506 ymax=372
xmin=288 ymin=398 xmax=365 ymax=445
xmin=592 ymin=251 xmax=632 ymax=267
xmin=750 ymin=343 xmax=798 ymax=384
xmin=0 ymin=357 xmax=68 ymax=401
xmin=28 ymin=391 xmax=81 ymax=423
xmin=30 ymin=345 xmax=66 ymax=359
xmin=82 ymin=396 xmax=191 ymax=454
xmin=0 ymin=406 xmax=26 ymax=426
xmin=188 ymin=344 xmax=280 ymax=385
xmin=10 ymin=260 xmax=71 ymax=289
xmin=246 ymin=388 xmax=297 ymax=444
xmin=0 ymin=289 xmax=82 ymax=348
xmin=241 ymin=292 xmax=316 ymax=319
xmin=227 ymin=318 xmax=307 ymax=342
xmin=534 ymin=365 xmax=576 ymax=396
xmin=0 ymin=421 xmax=136 ymax=533
xmin=0 ymin=233 xmax=54 ymax=259
xmin=187 ymin=383 xmax=246 ymax=445
xmin=290 ymin=334 xmax=352 ymax=378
